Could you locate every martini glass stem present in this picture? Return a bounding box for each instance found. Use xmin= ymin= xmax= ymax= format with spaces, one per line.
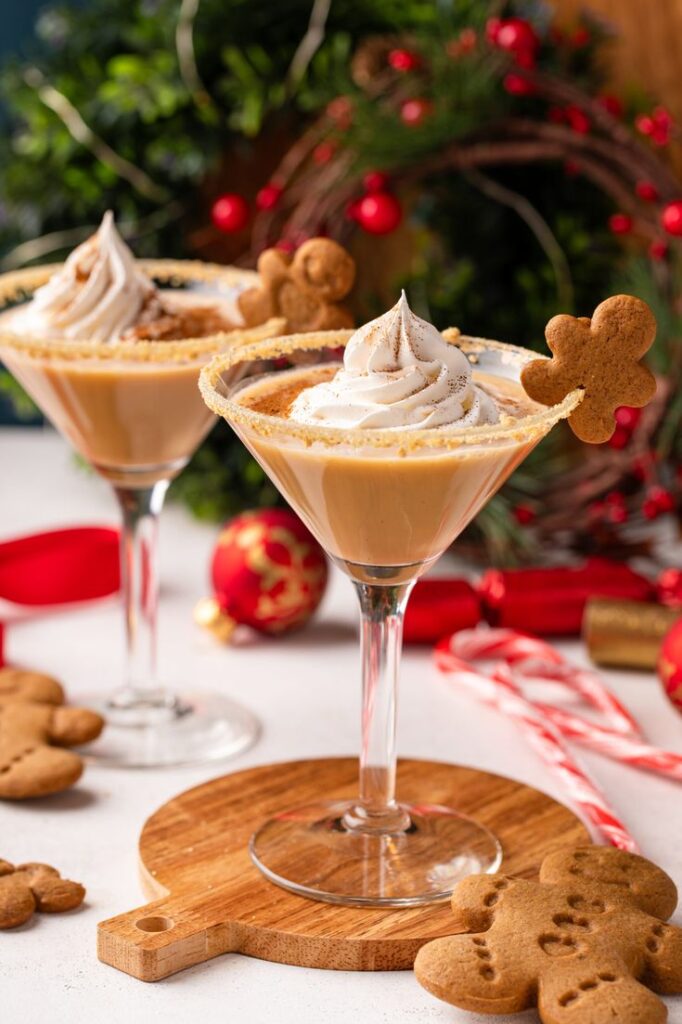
xmin=111 ymin=481 xmax=171 ymax=712
xmin=344 ymin=581 xmax=414 ymax=833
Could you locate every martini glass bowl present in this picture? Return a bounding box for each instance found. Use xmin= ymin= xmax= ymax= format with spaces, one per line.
xmin=0 ymin=260 xmax=281 ymax=768
xmin=201 ymin=327 xmax=581 ymax=906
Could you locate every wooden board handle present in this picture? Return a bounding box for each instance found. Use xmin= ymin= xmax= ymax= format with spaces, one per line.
xmin=97 ymin=888 xmax=238 ymax=982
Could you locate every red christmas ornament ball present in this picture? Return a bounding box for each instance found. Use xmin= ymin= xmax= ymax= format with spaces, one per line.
xmin=388 ymin=48 xmax=421 ymax=72
xmin=658 ymin=618 xmax=682 ymax=715
xmin=211 ymin=193 xmax=250 ymax=233
xmin=662 ymin=201 xmax=682 ymax=236
xmin=355 ymin=192 xmax=403 ymax=235
xmin=400 ymin=98 xmax=433 ymax=126
xmin=210 ymin=509 xmax=328 ymax=635
xmin=635 ymin=180 xmax=659 ymax=202
xmin=608 ymin=212 xmax=632 ymax=235
xmin=256 ymin=183 xmax=283 ymax=211
xmin=489 ymin=17 xmax=539 ymax=58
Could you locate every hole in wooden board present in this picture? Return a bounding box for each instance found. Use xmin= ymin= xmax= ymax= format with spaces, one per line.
xmin=135 ymin=915 xmax=175 ymax=932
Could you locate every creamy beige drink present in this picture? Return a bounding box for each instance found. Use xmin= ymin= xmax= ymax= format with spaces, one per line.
xmin=0 ymin=212 xmax=250 ymax=485
xmin=229 ymin=296 xmax=547 ymax=571
xmin=199 ymin=296 xmax=582 ymax=907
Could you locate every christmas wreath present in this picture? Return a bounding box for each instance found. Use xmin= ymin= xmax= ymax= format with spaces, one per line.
xmin=1 ymin=0 xmax=681 ymax=561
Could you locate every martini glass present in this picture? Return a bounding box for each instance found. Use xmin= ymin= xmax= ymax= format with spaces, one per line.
xmin=0 ymin=260 xmax=281 ymax=768
xmin=200 ymin=328 xmax=581 ymax=906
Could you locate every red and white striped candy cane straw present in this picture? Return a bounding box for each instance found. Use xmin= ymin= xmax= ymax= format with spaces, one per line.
xmin=448 ymin=628 xmax=682 ymax=783
xmin=435 ymin=634 xmax=639 ymax=852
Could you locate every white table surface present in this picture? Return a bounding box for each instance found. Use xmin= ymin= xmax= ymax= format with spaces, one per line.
xmin=1 ymin=427 xmax=681 ymax=1024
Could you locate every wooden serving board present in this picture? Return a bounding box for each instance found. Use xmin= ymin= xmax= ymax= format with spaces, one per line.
xmin=97 ymin=757 xmax=589 ymax=981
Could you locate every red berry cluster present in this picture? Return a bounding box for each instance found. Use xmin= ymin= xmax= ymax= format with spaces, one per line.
xmin=608 ymin=406 xmax=641 ymax=450
xmin=643 ymin=485 xmax=676 ymax=520
xmin=486 ymin=17 xmax=539 ymax=69
xmin=636 ymin=106 xmax=674 ymax=146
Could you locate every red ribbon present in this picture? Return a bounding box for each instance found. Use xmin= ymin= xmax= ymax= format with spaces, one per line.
xmin=0 ymin=526 xmax=120 ymax=666
xmin=404 ymin=558 xmax=660 ymax=644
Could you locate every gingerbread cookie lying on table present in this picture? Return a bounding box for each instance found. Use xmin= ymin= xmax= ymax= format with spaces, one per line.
xmin=0 ymin=860 xmax=85 ymax=928
xmin=521 ymin=294 xmax=657 ymax=444
xmin=0 ymin=667 xmax=104 ymax=799
xmin=415 ymin=845 xmax=682 ymax=1024
xmin=238 ymin=237 xmax=355 ymax=333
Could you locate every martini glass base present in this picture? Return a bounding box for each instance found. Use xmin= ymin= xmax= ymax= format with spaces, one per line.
xmin=250 ymin=799 xmax=502 ymax=907
xmin=78 ymin=691 xmax=260 ymax=768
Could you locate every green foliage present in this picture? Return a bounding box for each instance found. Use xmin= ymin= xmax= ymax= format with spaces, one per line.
xmin=0 ymin=0 xmax=676 ymax=559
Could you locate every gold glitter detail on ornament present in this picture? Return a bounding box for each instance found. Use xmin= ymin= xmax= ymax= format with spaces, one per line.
xmin=236 ymin=521 xmax=326 ymax=630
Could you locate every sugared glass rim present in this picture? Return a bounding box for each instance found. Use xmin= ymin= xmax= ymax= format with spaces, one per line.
xmin=199 ymin=328 xmax=583 ymax=452
xmin=0 ymin=260 xmax=284 ymax=362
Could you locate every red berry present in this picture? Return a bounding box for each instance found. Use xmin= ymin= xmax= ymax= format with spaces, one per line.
xmin=345 ymin=198 xmax=361 ymax=222
xmin=607 ymin=503 xmax=628 ymax=525
xmin=636 ymin=180 xmax=659 ymax=202
xmin=662 ymin=201 xmax=682 ymax=236
xmin=326 ymin=96 xmax=353 ymax=127
xmin=388 ymin=48 xmax=421 ymax=72
xmin=456 ymin=27 xmax=477 ymax=54
xmin=637 ymin=107 xmax=673 ymax=145
xmin=513 ymin=504 xmax=536 ymax=526
xmin=571 ymin=27 xmax=590 ymax=46
xmin=363 ymin=171 xmax=389 ymax=193
xmin=643 ymin=498 xmax=660 ymax=520
xmin=597 ymin=94 xmax=623 ymax=118
xmin=255 ymin=183 xmax=283 ymax=211
xmin=651 ymin=106 xmax=674 ymax=144
xmin=605 ymin=490 xmax=626 ymax=506
xmin=400 ymin=98 xmax=434 ymax=126
xmin=608 ymin=213 xmax=633 ymax=235
xmin=636 ymin=114 xmax=654 ymax=137
xmin=565 ymin=105 xmax=590 ymax=134
xmin=651 ymin=486 xmax=675 ymax=513
xmin=503 ymin=73 xmax=536 ymax=95
xmin=211 ymin=193 xmax=250 ymax=233
xmin=313 ymin=141 xmax=336 ymax=165
xmin=355 ymin=192 xmax=403 ymax=235
xmin=649 ymin=239 xmax=668 ymax=261
xmin=274 ymin=239 xmax=295 ymax=254
xmin=485 ymin=18 xmax=502 ymax=44
xmin=614 ymin=406 xmax=642 ymax=431
xmin=608 ymin=425 xmax=631 ymax=450
xmin=632 ymin=456 xmax=651 ymax=482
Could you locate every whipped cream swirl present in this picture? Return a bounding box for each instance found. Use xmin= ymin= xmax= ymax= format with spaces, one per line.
xmin=10 ymin=211 xmax=158 ymax=343
xmin=289 ymin=292 xmax=499 ymax=430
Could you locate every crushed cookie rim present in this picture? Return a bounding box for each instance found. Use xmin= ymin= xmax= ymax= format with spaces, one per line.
xmin=0 ymin=260 xmax=283 ymax=362
xmin=199 ymin=328 xmax=584 ymax=452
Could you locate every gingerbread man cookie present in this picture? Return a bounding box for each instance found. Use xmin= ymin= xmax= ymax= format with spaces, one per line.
xmin=0 ymin=860 xmax=85 ymax=928
xmin=521 ymin=294 xmax=657 ymax=443
xmin=0 ymin=666 xmax=104 ymax=799
xmin=238 ymin=237 xmax=355 ymax=333
xmin=415 ymin=845 xmax=682 ymax=1024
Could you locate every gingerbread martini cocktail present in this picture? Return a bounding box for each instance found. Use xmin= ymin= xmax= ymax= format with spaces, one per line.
xmin=0 ymin=213 xmax=281 ymax=767
xmin=201 ymin=290 xmax=656 ymax=907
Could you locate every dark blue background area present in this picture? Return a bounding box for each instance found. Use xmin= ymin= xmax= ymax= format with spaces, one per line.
xmin=0 ymin=0 xmax=51 ymax=59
